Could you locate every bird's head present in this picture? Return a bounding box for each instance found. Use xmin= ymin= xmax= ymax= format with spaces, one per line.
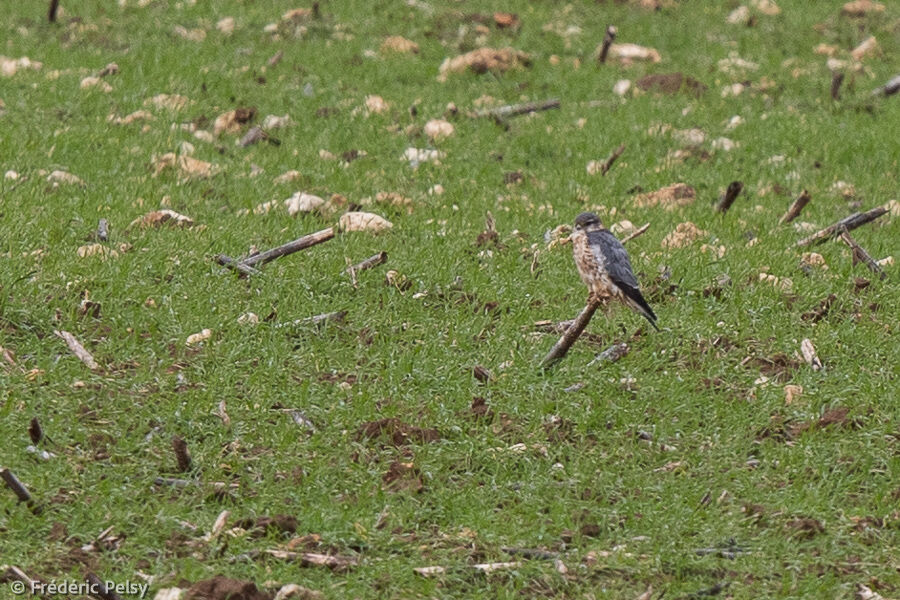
xmin=574 ymin=212 xmax=603 ymax=231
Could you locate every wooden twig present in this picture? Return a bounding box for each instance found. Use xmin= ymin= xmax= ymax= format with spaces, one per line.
xmin=715 ymin=181 xmax=743 ymax=214
xmin=501 ymin=546 xmax=559 ymax=560
xmin=153 ymin=477 xmax=236 ymax=491
xmin=477 ymin=99 xmax=561 ymax=122
xmin=1 ymin=468 xmax=42 ymax=514
xmin=267 ymin=50 xmax=284 ymax=67
xmin=620 ymin=222 xmax=650 ymax=245
xmin=830 ymin=71 xmax=844 ymax=101
xmin=239 ymin=227 xmax=335 ymax=268
xmin=779 ymin=190 xmax=810 ymax=224
xmin=587 ymin=342 xmax=629 ymax=367
xmin=4 ymin=565 xmax=43 ymax=598
xmin=598 ymin=25 xmax=617 ymax=64
xmin=96 ymin=219 xmax=109 ymax=242
xmin=540 ymin=301 xmax=601 ymax=369
xmin=800 ymin=339 xmax=822 ymax=371
xmin=54 ymin=330 xmax=100 ymax=371
xmin=48 ymin=0 xmax=59 ymax=22
xmin=600 ymin=143 xmax=626 ymax=176
xmin=795 ymin=207 xmax=887 ymax=247
xmin=273 ymin=311 xmax=347 ymax=329
xmin=414 ymin=562 xmax=522 ymax=578
xmin=215 ymin=254 xmax=262 ymax=277
xmin=344 ymin=251 xmax=387 ymax=276
xmin=172 ymin=436 xmax=192 ymax=473
xmin=263 ymin=550 xmax=358 ymax=571
xmin=839 ymin=229 xmax=886 ymax=279
xmin=85 ymin=572 xmax=124 ymax=600
xmin=871 ymin=74 xmax=900 ymax=97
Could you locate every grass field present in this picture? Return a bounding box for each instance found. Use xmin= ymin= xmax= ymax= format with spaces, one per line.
xmin=1 ymin=1 xmax=899 ymax=598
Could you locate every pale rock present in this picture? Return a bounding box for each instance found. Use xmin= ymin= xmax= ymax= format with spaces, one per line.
xmin=613 ymin=79 xmax=632 ymax=96
xmin=186 ymin=329 xmax=212 ymax=346
xmin=424 ymin=118 xmax=454 ymax=141
xmin=216 ymin=17 xmax=235 ymax=35
xmin=338 ymin=211 xmax=393 ymax=233
xmin=285 ymin=192 xmax=326 ymax=216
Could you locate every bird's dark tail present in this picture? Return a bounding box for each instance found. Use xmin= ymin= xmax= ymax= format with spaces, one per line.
xmin=622 ymin=286 xmax=659 ymax=331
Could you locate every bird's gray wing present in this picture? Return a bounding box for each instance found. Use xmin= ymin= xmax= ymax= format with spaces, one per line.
xmin=587 ymin=229 xmax=639 ymax=289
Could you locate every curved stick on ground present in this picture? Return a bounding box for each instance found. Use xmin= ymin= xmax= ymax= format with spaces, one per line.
xmin=795 ymin=207 xmax=887 ymax=247
xmin=540 ymin=301 xmax=601 ymax=369
xmin=240 ymin=227 xmax=335 ymax=268
xmin=779 ymin=190 xmax=810 ymax=224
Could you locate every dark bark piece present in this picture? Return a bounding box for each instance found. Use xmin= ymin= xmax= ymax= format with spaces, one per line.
xmin=779 ymin=190 xmax=811 ymax=224
xmin=871 ymin=74 xmax=900 ymax=97
xmin=1 ymin=468 xmax=42 ymax=514
xmin=540 ymin=301 xmax=601 ymax=369
xmin=831 ymin=71 xmax=844 ymax=101
xmin=172 ymin=436 xmax=192 ymax=473
xmin=600 ymin=143 xmax=625 ymax=176
xmin=839 ymin=229 xmax=886 ymax=279
xmin=344 ymin=251 xmax=387 ymax=275
xmin=716 ymin=181 xmax=743 ymax=214
xmin=598 ymin=25 xmax=617 ymax=64
xmin=215 ymin=254 xmax=262 ymax=277
xmin=795 ymin=207 xmax=887 ymax=247
xmin=240 ymin=227 xmax=335 ymax=268
xmin=28 ymin=418 xmax=43 ymax=444
xmin=85 ymin=573 xmax=124 ymax=600
xmin=48 ymin=0 xmax=59 ymax=22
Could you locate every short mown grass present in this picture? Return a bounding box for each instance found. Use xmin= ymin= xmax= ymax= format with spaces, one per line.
xmin=1 ymin=1 xmax=898 ymax=598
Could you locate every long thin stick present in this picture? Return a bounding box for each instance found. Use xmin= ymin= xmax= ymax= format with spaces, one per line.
xmin=795 ymin=207 xmax=887 ymax=247
xmin=600 ymin=143 xmax=626 ymax=176
xmin=477 ymin=99 xmax=561 ymax=121
xmin=1 ymin=468 xmax=42 ymax=514
xmin=240 ymin=227 xmax=335 ymax=267
xmin=540 ymin=301 xmax=601 ymax=369
xmin=215 ymin=254 xmax=261 ymax=277
xmin=598 ymin=26 xmax=617 ymax=64
xmin=839 ymin=229 xmax=886 ymax=279
xmin=54 ymin=330 xmax=100 ymax=371
xmin=343 ymin=251 xmax=387 ymax=275
xmin=779 ymin=190 xmax=810 ymax=224
xmin=620 ymin=222 xmax=650 ymax=244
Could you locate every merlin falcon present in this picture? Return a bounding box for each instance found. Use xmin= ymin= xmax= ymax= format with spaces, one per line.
xmin=571 ymin=212 xmax=658 ymax=330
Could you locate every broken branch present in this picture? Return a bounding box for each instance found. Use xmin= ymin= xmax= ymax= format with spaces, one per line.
xmin=839 ymin=229 xmax=886 ymax=280
xmin=1 ymin=468 xmax=42 ymax=514
xmin=48 ymin=0 xmax=59 ymax=22
xmin=540 ymin=301 xmax=601 ymax=369
xmin=344 ymin=251 xmax=387 ymax=276
xmin=600 ymin=143 xmax=626 ymax=176
xmin=215 ymin=254 xmax=262 ymax=277
xmin=795 ymin=207 xmax=887 ymax=247
xmin=240 ymin=227 xmax=335 ymax=268
xmin=779 ymin=190 xmax=811 ymax=224
xmin=53 ymin=330 xmax=100 ymax=371
xmin=476 ymin=99 xmax=561 ymax=123
xmin=620 ymin=222 xmax=650 ymax=245
xmin=598 ymin=25 xmax=617 ymax=64
xmin=85 ymin=573 xmax=124 ymax=600
xmin=715 ymin=181 xmax=743 ymax=214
